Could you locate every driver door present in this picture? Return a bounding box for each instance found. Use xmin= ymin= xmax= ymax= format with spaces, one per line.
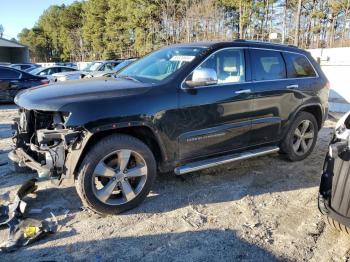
xmin=177 ymin=48 xmax=254 ymax=161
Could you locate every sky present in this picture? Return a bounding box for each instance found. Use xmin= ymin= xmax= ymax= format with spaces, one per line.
xmin=0 ymin=0 xmax=77 ymax=39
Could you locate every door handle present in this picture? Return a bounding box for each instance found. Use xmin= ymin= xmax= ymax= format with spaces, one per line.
xmin=235 ymin=89 xmax=251 ymax=94
xmin=286 ymin=84 xmax=299 ymax=89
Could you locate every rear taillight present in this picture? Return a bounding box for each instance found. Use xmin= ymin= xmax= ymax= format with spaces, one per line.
xmin=40 ymin=79 xmax=50 ymax=85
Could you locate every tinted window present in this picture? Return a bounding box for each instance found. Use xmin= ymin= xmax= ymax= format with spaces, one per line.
xmin=19 ymin=65 xmax=31 ymax=70
xmin=60 ymin=67 xmax=75 ymax=72
xmin=0 ymin=68 xmax=21 ymax=79
xmin=251 ymin=49 xmax=286 ymax=81
xmin=283 ymin=53 xmax=317 ymax=78
xmin=193 ymin=48 xmax=245 ymax=84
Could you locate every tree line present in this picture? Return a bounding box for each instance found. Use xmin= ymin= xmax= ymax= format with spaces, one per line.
xmin=17 ymin=0 xmax=350 ymax=62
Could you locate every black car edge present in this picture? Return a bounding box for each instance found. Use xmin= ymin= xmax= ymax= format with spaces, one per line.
xmin=319 ymin=112 xmax=350 ymax=233
xmin=0 ymin=66 xmax=49 ymax=103
xmin=8 ymin=40 xmax=329 ymax=215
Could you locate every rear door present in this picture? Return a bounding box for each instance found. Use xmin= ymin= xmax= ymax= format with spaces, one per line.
xmin=249 ymin=49 xmax=306 ymax=145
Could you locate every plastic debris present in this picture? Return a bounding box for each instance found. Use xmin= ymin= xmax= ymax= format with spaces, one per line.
xmin=0 ymin=178 xmax=58 ymax=252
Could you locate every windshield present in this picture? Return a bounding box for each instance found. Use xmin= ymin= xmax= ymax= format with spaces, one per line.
xmin=83 ymin=62 xmax=102 ymax=72
xmin=117 ymin=47 xmax=206 ymax=82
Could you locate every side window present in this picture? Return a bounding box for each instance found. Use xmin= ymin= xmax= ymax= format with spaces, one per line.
xmin=104 ymin=63 xmax=114 ymax=71
xmin=251 ymin=49 xmax=286 ymax=81
xmin=194 ymin=48 xmax=245 ymax=84
xmin=39 ymin=69 xmax=49 ymax=76
xmin=60 ymin=67 xmax=74 ymax=72
xmin=0 ymin=68 xmax=21 ymax=79
xmin=283 ymin=53 xmax=317 ymax=78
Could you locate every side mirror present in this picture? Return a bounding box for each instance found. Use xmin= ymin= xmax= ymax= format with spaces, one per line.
xmin=185 ymin=68 xmax=218 ymax=88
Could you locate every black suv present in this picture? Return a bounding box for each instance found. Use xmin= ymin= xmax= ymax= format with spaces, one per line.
xmin=9 ymin=40 xmax=329 ymax=214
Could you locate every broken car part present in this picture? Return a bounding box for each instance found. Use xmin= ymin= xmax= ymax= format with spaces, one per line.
xmin=0 ymin=179 xmax=58 ymax=252
xmin=319 ymin=111 xmax=350 ymax=232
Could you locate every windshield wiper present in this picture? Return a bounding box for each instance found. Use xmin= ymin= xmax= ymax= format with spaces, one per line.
xmin=115 ymin=75 xmax=141 ymax=82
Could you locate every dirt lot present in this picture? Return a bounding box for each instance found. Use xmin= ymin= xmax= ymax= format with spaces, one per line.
xmin=0 ymin=104 xmax=350 ymax=261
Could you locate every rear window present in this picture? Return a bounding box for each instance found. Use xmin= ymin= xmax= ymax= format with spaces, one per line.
xmin=251 ymin=49 xmax=286 ymax=81
xmin=0 ymin=68 xmax=21 ymax=79
xmin=283 ymin=53 xmax=317 ymax=78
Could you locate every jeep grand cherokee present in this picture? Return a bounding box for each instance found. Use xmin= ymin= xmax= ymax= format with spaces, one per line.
xmin=9 ymin=40 xmax=329 ymax=214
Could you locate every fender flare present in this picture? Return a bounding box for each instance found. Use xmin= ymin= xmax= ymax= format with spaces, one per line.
xmin=65 ymin=121 xmax=168 ymax=179
xmin=281 ymin=102 xmax=324 ymax=140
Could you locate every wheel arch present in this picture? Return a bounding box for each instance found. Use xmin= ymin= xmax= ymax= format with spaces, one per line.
xmin=73 ymin=123 xmax=167 ymax=178
xmin=280 ymin=103 xmax=324 ymax=144
xmin=291 ymin=103 xmax=324 ymax=131
xmin=298 ymin=104 xmax=323 ymax=130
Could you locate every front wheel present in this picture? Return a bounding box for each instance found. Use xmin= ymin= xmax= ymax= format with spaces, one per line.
xmin=280 ymin=111 xmax=318 ymax=161
xmin=75 ymin=134 xmax=157 ymax=215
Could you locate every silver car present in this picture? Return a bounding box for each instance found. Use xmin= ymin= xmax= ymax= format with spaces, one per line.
xmin=29 ymin=66 xmax=77 ymax=82
xmin=54 ymin=60 xmax=122 ymax=82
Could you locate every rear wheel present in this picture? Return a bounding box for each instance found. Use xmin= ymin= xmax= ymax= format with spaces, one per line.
xmin=75 ymin=134 xmax=157 ymax=215
xmin=281 ymin=111 xmax=318 ymax=161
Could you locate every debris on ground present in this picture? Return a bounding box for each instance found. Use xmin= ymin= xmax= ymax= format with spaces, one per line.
xmin=0 ymin=179 xmax=58 ymax=252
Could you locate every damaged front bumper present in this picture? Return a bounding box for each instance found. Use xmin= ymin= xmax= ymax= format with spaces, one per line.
xmin=8 ymin=115 xmax=90 ymax=180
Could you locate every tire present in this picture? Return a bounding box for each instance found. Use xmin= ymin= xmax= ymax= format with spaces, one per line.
xmin=280 ymin=111 xmax=318 ymax=161
xmin=326 ymin=216 xmax=350 ymax=234
xmin=75 ymin=134 xmax=157 ymax=215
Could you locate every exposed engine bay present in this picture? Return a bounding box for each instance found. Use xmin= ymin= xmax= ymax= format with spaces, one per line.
xmin=9 ymin=108 xmax=84 ymax=180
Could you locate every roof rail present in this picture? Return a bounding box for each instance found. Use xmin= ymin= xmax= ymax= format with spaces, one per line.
xmin=233 ymin=39 xmax=299 ymax=48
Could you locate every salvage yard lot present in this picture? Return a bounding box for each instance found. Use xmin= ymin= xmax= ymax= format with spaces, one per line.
xmin=0 ymin=104 xmax=350 ymax=261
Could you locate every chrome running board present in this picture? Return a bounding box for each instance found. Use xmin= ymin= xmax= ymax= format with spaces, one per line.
xmin=174 ymin=146 xmax=279 ymax=175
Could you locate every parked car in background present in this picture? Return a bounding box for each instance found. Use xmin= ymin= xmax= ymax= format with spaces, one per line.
xmin=10 ymin=40 xmax=329 ymax=214
xmin=84 ymin=60 xmax=124 ymax=78
xmin=53 ymin=60 xmax=123 ymax=82
xmin=0 ymin=66 xmax=49 ymax=103
xmin=100 ymin=58 xmax=137 ymax=78
xmin=319 ymin=111 xmax=350 ymax=233
xmin=53 ymin=62 xmax=78 ymax=69
xmin=9 ymin=63 xmax=40 ymax=72
xmin=29 ymin=66 xmax=78 ymax=82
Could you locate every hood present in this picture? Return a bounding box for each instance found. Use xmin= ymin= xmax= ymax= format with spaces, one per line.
xmin=15 ymin=77 xmax=153 ymax=111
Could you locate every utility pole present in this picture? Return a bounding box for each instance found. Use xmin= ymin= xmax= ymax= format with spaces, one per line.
xmin=294 ymin=0 xmax=302 ymax=46
xmin=282 ymin=0 xmax=287 ymax=44
xmin=0 ymin=25 xmax=4 ymax=38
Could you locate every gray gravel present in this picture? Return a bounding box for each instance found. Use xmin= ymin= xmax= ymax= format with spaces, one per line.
xmin=0 ymin=104 xmax=349 ymax=262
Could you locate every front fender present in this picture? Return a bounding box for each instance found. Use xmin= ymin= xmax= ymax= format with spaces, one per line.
xmin=65 ymin=121 xmax=169 ymax=179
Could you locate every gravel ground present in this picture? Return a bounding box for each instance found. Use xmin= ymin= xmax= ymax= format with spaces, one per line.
xmin=0 ymin=104 xmax=350 ymax=261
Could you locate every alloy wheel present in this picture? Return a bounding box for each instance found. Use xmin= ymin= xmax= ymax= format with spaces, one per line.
xmin=292 ymin=120 xmax=315 ymax=156
xmin=92 ymin=149 xmax=148 ymax=205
